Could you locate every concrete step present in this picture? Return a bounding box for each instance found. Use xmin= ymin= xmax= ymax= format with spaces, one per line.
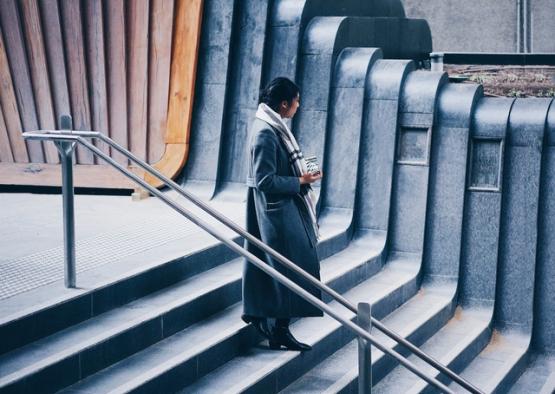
xmin=449 ymin=330 xmax=530 ymax=393
xmin=509 ymin=353 xmax=555 ymax=394
xmin=52 ymin=232 xmax=385 ymax=393
xmin=280 ymin=281 xmax=457 ymax=394
xmin=372 ymin=306 xmax=492 ymax=394
xmin=179 ymin=254 xmax=423 ymax=393
xmin=0 ymin=258 xmax=244 ymax=393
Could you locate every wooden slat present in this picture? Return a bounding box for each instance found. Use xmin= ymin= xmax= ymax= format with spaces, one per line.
xmin=127 ymin=0 xmax=150 ymax=161
xmin=106 ymin=0 xmax=128 ymax=165
xmin=164 ymin=0 xmax=202 ymax=145
xmin=148 ymin=0 xmax=174 ymax=163
xmin=0 ymin=163 xmax=135 ymax=188
xmin=0 ymin=0 xmax=44 ymax=163
xmin=39 ymin=0 xmax=71 ymax=130
xmin=0 ymin=104 xmax=14 ymax=162
xmin=85 ymin=0 xmax=110 ymax=162
xmin=146 ymin=0 xmax=203 ymax=187
xmin=20 ymin=0 xmax=59 ymax=164
xmin=0 ymin=25 xmax=28 ymax=163
xmin=60 ymin=0 xmax=94 ymax=164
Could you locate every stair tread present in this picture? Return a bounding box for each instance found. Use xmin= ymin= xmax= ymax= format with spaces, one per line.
xmin=450 ymin=329 xmax=530 ymax=393
xmin=509 ymin=353 xmax=555 ymax=394
xmin=374 ymin=306 xmax=491 ymax=393
xmin=59 ymin=233 xmax=388 ymax=393
xmin=0 ymin=258 xmax=244 ymax=384
xmin=281 ymin=282 xmax=456 ymax=394
xmin=181 ymin=256 xmax=422 ymax=393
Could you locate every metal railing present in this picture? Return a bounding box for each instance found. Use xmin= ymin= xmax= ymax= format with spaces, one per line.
xmin=23 ymin=118 xmax=483 ymax=394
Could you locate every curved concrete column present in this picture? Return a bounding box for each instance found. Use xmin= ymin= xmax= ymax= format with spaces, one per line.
xmin=262 ymin=0 xmax=406 ymax=84
xmin=355 ymin=59 xmax=415 ymax=238
xmin=179 ymin=0 xmax=237 ymax=198
xmin=316 ymin=47 xmax=382 ymax=258
xmin=534 ymin=99 xmax=555 ymax=353
xmin=450 ymin=98 xmax=551 ymax=393
xmin=459 ymin=98 xmax=514 ymax=307
xmin=214 ymin=0 xmax=272 ymax=200
xmin=423 ymin=83 xmax=483 ymax=280
xmin=388 ymin=70 xmax=448 ymax=254
xmin=294 ymin=17 xmax=432 ymax=194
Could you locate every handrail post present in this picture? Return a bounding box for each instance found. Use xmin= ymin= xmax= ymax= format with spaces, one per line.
xmin=55 ymin=115 xmax=77 ymax=288
xmin=358 ymin=302 xmax=372 ymax=394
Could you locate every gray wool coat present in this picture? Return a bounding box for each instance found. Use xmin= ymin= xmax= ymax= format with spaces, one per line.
xmin=242 ymin=118 xmax=323 ymax=319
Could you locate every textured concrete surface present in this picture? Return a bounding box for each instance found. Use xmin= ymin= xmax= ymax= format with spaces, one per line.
xmin=533 ymin=100 xmax=555 ymax=352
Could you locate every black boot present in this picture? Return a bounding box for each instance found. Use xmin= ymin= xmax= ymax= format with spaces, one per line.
xmin=242 ymin=315 xmax=272 ymax=340
xmin=269 ymin=319 xmax=312 ymax=351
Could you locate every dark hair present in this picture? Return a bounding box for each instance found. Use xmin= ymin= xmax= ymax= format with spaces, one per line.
xmin=259 ymin=77 xmax=300 ymax=112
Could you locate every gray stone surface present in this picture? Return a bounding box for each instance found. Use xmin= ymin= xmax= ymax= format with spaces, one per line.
xmin=217 ymin=0 xmax=270 ymax=189
xmin=389 ymin=70 xmax=447 ymax=254
xmin=179 ymin=0 xmax=237 ymax=195
xmin=459 ymin=98 xmax=513 ymax=307
xmin=533 ymin=99 xmax=555 ymax=352
xmin=356 ymin=59 xmax=414 ymax=232
xmin=263 ymin=0 xmax=405 ymax=84
xmin=424 ymin=83 xmax=482 ymax=279
xmin=495 ymin=98 xmax=551 ymax=331
xmin=320 ymin=48 xmax=382 ymax=214
xmin=293 ymin=16 xmax=432 ymax=188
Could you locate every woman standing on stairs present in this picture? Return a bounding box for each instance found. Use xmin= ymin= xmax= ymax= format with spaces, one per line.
xmin=242 ymin=77 xmax=323 ymax=351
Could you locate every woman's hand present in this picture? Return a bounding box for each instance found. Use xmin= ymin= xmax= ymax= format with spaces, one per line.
xmin=299 ymin=172 xmax=323 ymax=185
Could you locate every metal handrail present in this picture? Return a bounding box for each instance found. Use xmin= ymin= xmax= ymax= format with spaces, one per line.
xmin=24 ymin=129 xmax=479 ymax=393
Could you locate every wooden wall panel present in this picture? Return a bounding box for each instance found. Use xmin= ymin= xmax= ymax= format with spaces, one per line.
xmin=0 ymin=104 xmax=13 ymax=163
xmin=148 ymin=0 xmax=174 ymax=163
xmin=0 ymin=0 xmax=203 ymax=189
xmin=0 ymin=26 xmax=28 ymax=163
xmin=85 ymin=0 xmax=110 ymax=162
xmin=0 ymin=0 xmax=43 ymax=163
xmin=40 ymin=0 xmax=71 ymax=131
xmin=20 ymin=0 xmax=59 ymax=164
xmin=60 ymin=0 xmax=94 ymax=164
xmin=128 ymin=0 xmax=150 ymax=161
xmin=146 ymin=0 xmax=203 ymax=187
xmin=106 ymin=0 xmax=128 ymax=165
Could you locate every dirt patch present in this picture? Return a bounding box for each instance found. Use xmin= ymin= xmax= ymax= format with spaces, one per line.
xmin=445 ymin=65 xmax=555 ymax=98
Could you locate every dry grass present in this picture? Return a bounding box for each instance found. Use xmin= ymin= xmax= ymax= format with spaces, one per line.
xmin=445 ymin=65 xmax=555 ymax=98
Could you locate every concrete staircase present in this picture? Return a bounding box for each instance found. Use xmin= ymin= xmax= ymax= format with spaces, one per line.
xmin=1 ymin=1 xmax=554 ymax=393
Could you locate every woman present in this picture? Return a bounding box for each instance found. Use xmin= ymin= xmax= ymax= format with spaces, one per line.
xmin=242 ymin=77 xmax=323 ymax=351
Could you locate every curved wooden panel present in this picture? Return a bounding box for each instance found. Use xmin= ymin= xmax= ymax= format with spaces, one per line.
xmin=0 ymin=0 xmax=203 ymax=189
xmin=145 ymin=0 xmax=203 ymax=188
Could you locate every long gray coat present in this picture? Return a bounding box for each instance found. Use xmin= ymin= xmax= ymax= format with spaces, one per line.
xmin=242 ymin=118 xmax=323 ymax=318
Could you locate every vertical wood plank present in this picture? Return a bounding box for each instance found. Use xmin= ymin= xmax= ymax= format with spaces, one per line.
xmin=106 ymin=0 xmax=128 ymax=165
xmin=165 ymin=0 xmax=202 ymax=145
xmin=148 ymin=0 xmax=174 ymax=163
xmin=60 ymin=0 xmax=94 ymax=164
xmin=0 ymin=103 xmax=14 ymax=162
xmin=85 ymin=0 xmax=110 ymax=162
xmin=39 ymin=0 xmax=71 ymax=131
xmin=128 ymin=0 xmax=150 ymax=160
xmin=20 ymin=0 xmax=59 ymax=163
xmin=0 ymin=0 xmax=44 ymax=163
xmin=0 ymin=24 xmax=29 ymax=162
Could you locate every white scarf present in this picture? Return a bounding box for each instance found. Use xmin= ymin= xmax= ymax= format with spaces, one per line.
xmin=255 ymin=103 xmax=319 ymax=239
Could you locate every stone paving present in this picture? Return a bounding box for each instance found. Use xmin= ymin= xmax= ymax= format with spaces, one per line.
xmin=0 ymin=190 xmax=244 ymax=305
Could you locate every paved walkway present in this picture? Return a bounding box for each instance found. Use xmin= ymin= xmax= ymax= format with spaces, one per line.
xmin=0 ymin=190 xmax=245 ymax=314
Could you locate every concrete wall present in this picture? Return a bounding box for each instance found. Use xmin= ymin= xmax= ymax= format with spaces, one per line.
xmin=402 ymin=0 xmax=554 ymax=53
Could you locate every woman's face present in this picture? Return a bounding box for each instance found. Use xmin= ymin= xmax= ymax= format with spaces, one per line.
xmin=280 ymin=93 xmax=300 ymax=118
